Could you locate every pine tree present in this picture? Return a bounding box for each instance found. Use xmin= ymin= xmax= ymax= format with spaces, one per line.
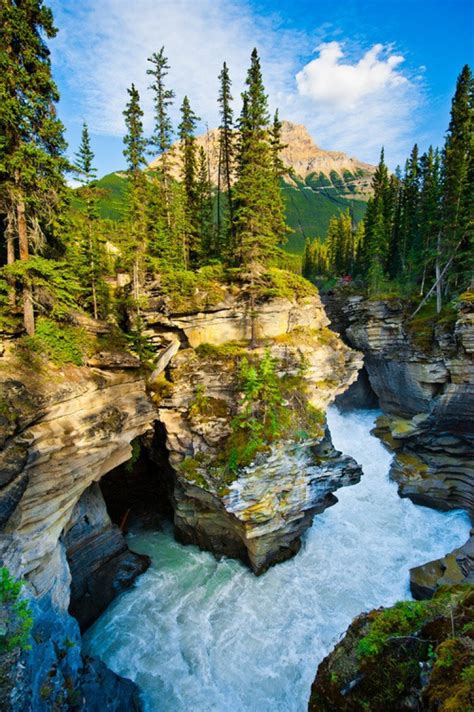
xmin=417 ymin=147 xmax=441 ymax=294
xmin=269 ymin=110 xmax=289 ymax=246
xmin=217 ymin=62 xmax=235 ymax=254
xmin=73 ymin=122 xmax=106 ymax=319
xmin=178 ymin=96 xmax=201 ymax=266
xmin=122 ymin=84 xmax=147 ymax=305
xmin=195 ymin=146 xmax=213 ymax=258
xmin=400 ymin=144 xmax=421 ymax=282
xmin=0 ymin=0 xmax=68 ymax=334
xmin=440 ymin=64 xmax=473 ymax=303
xmin=147 ymin=47 xmax=175 ymax=231
xmin=233 ymin=49 xmax=287 ymax=275
xmin=360 ymin=149 xmax=392 ymax=288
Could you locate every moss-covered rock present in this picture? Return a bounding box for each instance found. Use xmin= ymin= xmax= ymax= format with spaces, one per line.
xmin=309 ymin=585 xmax=474 ymax=712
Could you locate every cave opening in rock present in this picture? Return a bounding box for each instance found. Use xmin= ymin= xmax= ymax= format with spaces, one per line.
xmin=100 ymin=420 xmax=174 ymax=532
xmin=64 ymin=422 xmax=175 ymax=632
xmin=335 ymin=366 xmax=379 ymax=411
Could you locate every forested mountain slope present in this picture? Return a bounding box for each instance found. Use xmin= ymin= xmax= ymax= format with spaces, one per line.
xmin=81 ymin=122 xmax=375 ymax=253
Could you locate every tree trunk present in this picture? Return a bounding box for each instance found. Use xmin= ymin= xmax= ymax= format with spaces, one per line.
xmin=435 ymin=230 xmax=442 ymax=314
xmin=88 ymin=221 xmax=98 ymax=320
xmin=17 ymin=199 xmax=35 ymax=335
xmin=216 ymin=140 xmax=222 ymax=254
xmin=6 ymin=227 xmax=16 ymax=307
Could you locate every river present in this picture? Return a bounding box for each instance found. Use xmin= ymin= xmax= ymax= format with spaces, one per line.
xmin=84 ymin=408 xmax=471 ymax=711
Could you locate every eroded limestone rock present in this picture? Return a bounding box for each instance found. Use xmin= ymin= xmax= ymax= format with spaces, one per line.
xmin=146 ymin=290 xmax=363 ymax=574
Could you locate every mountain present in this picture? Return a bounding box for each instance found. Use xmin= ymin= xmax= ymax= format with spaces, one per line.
xmin=88 ymin=121 xmax=375 ymax=254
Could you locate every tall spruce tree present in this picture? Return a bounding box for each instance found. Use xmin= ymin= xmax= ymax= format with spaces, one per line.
xmin=233 ymin=49 xmax=287 ymax=274
xmin=0 ymin=0 xmax=68 ymax=334
xmin=359 ymin=148 xmax=392 ymax=289
xmin=417 ymin=147 xmax=441 ymax=294
xmin=269 ymin=110 xmax=289 ymax=246
xmin=217 ymin=62 xmax=235 ymax=254
xmin=178 ymin=96 xmax=201 ymax=266
xmin=73 ymin=122 xmax=106 ymax=319
xmin=399 ymin=144 xmax=421 ymax=282
xmin=196 ymin=146 xmax=213 ymax=258
xmin=147 ymin=47 xmax=175 ymax=233
xmin=123 ymin=84 xmax=147 ymax=304
xmin=439 ymin=64 xmax=473 ymax=304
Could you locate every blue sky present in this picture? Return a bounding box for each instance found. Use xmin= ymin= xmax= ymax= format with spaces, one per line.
xmin=49 ymin=0 xmax=474 ymax=176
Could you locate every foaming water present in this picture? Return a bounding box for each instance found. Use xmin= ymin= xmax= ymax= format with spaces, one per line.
xmin=84 ymin=409 xmax=470 ymax=711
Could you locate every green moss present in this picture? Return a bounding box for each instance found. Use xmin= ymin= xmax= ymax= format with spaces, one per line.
xmin=179 ymin=456 xmax=208 ymax=488
xmin=188 ymin=386 xmax=229 ymax=420
xmin=155 ymin=264 xmax=226 ymax=312
xmin=151 ymin=373 xmax=174 ymax=404
xmin=18 ymin=317 xmax=92 ymax=366
xmin=459 ymin=288 xmax=474 ymax=304
xmin=357 ymin=600 xmax=427 ymax=659
xmin=310 ymin=585 xmax=474 ymax=712
xmin=257 ymin=267 xmax=318 ymax=302
xmin=195 ymin=342 xmax=248 ymax=361
xmin=405 ymin=301 xmax=458 ymax=353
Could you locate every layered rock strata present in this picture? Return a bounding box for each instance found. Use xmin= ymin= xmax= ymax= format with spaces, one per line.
xmin=0 ymin=355 xmax=156 ymax=709
xmin=325 ymin=291 xmax=474 ymax=594
xmin=144 ymin=285 xmax=364 ymax=573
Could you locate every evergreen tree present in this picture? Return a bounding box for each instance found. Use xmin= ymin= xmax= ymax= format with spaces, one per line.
xmin=400 ymin=144 xmax=421 ymax=281
xmin=440 ymin=64 xmax=473 ymax=302
xmin=73 ymin=122 xmax=106 ymax=319
xmin=417 ymin=147 xmax=441 ymax=294
xmin=0 ymin=0 xmax=68 ymax=334
xmin=233 ymin=49 xmax=288 ymax=274
xmin=387 ymin=167 xmax=403 ymax=280
xmin=217 ymin=62 xmax=235 ymax=253
xmin=147 ymin=47 xmax=175 ymax=231
xmin=178 ymin=95 xmax=200 ymax=266
xmin=269 ymin=110 xmax=289 ymax=246
xmin=359 ymin=149 xmax=392 ymax=289
xmin=122 ymin=84 xmax=147 ymax=304
xmin=195 ymin=146 xmax=213 ymax=257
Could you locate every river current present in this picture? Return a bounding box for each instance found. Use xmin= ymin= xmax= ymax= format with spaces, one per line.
xmin=84 ymin=408 xmax=470 ymax=711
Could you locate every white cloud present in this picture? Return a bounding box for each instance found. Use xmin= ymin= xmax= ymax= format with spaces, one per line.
xmin=293 ymin=41 xmax=423 ymax=166
xmin=50 ymin=0 xmax=303 ymax=138
xmin=49 ymin=1 xmax=424 ymax=168
xmin=296 ymin=42 xmax=407 ymax=110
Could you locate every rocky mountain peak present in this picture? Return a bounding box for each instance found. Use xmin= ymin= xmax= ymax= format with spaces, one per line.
xmin=149 ymin=120 xmax=375 ymax=193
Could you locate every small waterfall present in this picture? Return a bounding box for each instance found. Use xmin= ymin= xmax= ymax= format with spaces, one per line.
xmin=84 ymin=408 xmax=470 ymax=712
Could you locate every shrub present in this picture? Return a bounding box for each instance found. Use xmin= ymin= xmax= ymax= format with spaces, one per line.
xmin=20 ymin=317 xmax=91 ymax=366
xmin=0 ymin=568 xmax=33 ymax=653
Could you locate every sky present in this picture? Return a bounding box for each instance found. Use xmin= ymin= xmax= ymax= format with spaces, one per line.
xmin=49 ymin=0 xmax=474 ymax=176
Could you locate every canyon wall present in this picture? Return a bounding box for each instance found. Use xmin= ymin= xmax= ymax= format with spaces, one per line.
xmin=325 ymin=291 xmax=474 ymax=596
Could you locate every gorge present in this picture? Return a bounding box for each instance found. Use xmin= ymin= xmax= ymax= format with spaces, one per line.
xmin=1 ymin=10 xmax=473 ymax=707
xmin=1 ymin=279 xmax=472 ymax=711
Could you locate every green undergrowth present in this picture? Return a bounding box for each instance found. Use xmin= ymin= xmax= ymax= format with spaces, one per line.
xmin=179 ymin=349 xmax=325 ymax=490
xmin=150 ymin=263 xmax=317 ymax=313
xmin=195 ymin=342 xmax=249 ymax=361
xmin=405 ymin=300 xmax=458 ymax=352
xmin=0 ymin=568 xmax=32 ymax=653
xmin=152 ymin=263 xmax=227 ymax=312
xmin=18 ymin=318 xmax=92 ymax=367
xmin=257 ymin=267 xmax=318 ymax=301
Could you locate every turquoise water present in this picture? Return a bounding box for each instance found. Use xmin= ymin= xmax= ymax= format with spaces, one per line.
xmin=84 ymin=408 xmax=471 ymax=711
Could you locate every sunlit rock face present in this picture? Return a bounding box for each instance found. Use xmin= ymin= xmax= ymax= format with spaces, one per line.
xmin=144 ymin=288 xmax=364 ymax=574
xmin=0 ymin=363 xmax=156 ymax=606
xmin=0 ymin=354 xmax=157 ymax=709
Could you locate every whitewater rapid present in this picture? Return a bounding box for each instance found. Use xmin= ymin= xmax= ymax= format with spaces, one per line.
xmin=84 ymin=408 xmax=471 ymax=711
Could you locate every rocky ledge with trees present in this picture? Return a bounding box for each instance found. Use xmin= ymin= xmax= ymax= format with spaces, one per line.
xmin=1 ymin=1 xmax=473 ymax=710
